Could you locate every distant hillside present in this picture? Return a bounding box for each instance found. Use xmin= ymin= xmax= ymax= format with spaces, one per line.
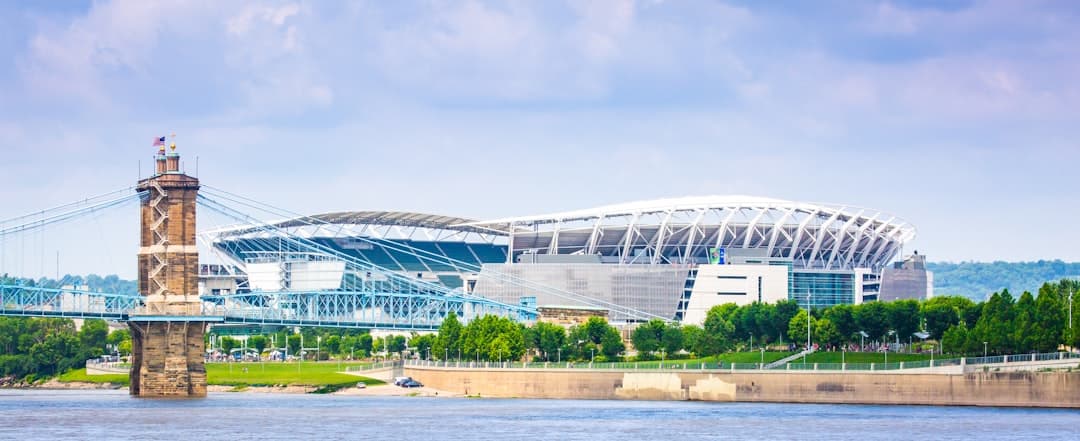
xmin=927 ymin=260 xmax=1080 ymax=300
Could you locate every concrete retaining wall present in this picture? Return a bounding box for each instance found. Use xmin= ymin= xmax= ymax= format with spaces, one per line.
xmin=405 ymin=366 xmax=1080 ymax=408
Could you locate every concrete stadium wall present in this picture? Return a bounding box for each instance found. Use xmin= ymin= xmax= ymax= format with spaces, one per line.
xmin=405 ymin=366 xmax=1080 ymax=408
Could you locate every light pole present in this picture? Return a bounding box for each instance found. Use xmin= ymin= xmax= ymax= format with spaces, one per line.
xmin=1069 ymin=290 xmax=1074 ymax=344
xmin=590 ymin=347 xmax=595 ymax=365
xmin=760 ymin=347 xmax=765 ymax=366
xmin=750 ymin=333 xmax=753 ymax=353
xmin=983 ymin=341 xmax=988 ymax=358
xmin=316 ymin=336 xmax=321 ymax=362
xmin=557 ymin=347 xmax=561 ymax=363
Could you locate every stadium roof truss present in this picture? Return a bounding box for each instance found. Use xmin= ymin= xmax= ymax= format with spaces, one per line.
xmin=464 ymin=196 xmax=916 ymax=271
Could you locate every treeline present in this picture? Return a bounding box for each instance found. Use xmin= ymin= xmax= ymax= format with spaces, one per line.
xmin=0 ymin=273 xmax=137 ymax=294
xmin=928 ymin=260 xmax=1080 ymax=301
xmin=421 ymin=279 xmax=1080 ymax=361
xmin=0 ymin=317 xmax=127 ymax=381
xmin=210 ymin=328 xmax=383 ymax=360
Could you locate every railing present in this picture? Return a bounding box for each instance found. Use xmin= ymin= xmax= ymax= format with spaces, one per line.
xmin=402 ymin=351 xmax=1080 ymax=372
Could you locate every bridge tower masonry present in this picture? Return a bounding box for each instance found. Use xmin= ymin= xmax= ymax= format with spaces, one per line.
xmin=129 ymin=142 xmax=208 ymax=397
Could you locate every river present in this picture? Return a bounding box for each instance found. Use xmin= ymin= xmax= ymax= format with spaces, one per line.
xmin=1 ymin=390 xmax=1077 ymax=440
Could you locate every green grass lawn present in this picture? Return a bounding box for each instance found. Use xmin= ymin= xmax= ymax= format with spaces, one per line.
xmin=622 ymin=352 xmax=794 ymax=368
xmin=57 ymin=362 xmax=383 ymax=389
xmin=206 ymin=362 xmax=383 ymax=388
xmin=58 ymin=369 xmax=130 ymax=386
xmin=793 ymin=351 xmax=936 ymax=364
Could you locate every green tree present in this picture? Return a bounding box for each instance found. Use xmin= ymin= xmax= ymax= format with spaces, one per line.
xmin=886 ymin=300 xmax=921 ymax=344
xmin=699 ymin=305 xmax=735 ymax=356
xmin=681 ymin=325 xmax=704 ymax=356
xmin=358 ymin=334 xmax=373 ymax=355
xmin=287 ymin=334 xmax=302 ymax=356
xmin=530 ymin=322 xmax=566 ymax=362
xmin=1032 ymin=289 xmax=1065 ymax=352
xmin=600 ymin=326 xmax=625 ymax=359
xmin=410 ymin=333 xmax=436 ymax=359
xmin=220 ymin=336 xmax=239 ymax=355
xmin=788 ymin=310 xmax=814 ymax=349
xmin=77 ymin=319 xmax=109 ymax=358
xmin=942 ymin=324 xmax=968 ymax=355
xmin=661 ymin=322 xmax=684 ymax=355
xmin=631 ymin=319 xmax=665 ymax=356
xmin=921 ymin=302 xmax=960 ymax=340
xmin=773 ymin=300 xmax=800 ymax=343
xmin=249 ymin=335 xmax=269 ymax=354
xmin=1011 ymin=292 xmax=1037 ymax=351
xmin=972 ymin=290 xmax=1016 ymax=354
xmin=823 ymin=304 xmax=856 ymax=344
xmin=854 ymin=301 xmax=889 ymax=340
xmin=433 ymin=312 xmax=464 ymax=361
xmin=814 ymin=318 xmax=841 ymax=347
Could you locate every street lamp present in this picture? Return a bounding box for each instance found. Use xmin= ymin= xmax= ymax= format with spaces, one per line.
xmin=750 ymin=333 xmax=753 ymax=353
xmin=805 ymin=291 xmax=812 ymax=365
xmin=557 ymin=347 xmax=562 ymax=363
xmin=983 ymin=341 xmax=988 ymax=358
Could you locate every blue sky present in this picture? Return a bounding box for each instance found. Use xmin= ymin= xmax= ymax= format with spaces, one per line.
xmin=1 ymin=0 xmax=1078 ymax=278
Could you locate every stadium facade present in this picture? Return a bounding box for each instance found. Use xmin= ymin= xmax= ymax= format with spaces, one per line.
xmin=202 ymin=196 xmax=930 ymax=325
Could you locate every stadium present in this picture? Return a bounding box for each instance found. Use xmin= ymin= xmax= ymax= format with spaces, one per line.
xmin=202 ymin=196 xmax=928 ymax=325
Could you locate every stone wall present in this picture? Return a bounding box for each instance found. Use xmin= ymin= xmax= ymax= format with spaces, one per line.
xmin=406 ymin=366 xmax=1080 ymax=408
xmin=128 ymin=320 xmax=207 ymax=397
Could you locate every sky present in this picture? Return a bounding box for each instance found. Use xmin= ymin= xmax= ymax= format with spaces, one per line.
xmin=0 ymin=0 xmax=1078 ymax=279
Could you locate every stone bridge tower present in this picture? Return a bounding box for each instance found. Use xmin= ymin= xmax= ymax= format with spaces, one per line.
xmin=129 ymin=142 xmax=208 ymax=397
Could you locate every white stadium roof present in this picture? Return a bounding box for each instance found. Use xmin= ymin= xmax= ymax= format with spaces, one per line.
xmin=464 ymin=195 xmax=915 ymax=271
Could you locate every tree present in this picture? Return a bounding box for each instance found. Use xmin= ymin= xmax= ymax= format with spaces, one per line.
xmin=1011 ymin=292 xmax=1037 ymax=351
xmin=78 ymin=319 xmax=109 ymax=358
xmin=823 ymin=304 xmax=856 ymax=344
xmin=942 ymin=324 xmax=968 ymax=355
xmin=814 ymin=318 xmax=841 ymax=347
xmin=220 ymin=336 xmax=239 ymax=355
xmin=886 ymin=300 xmax=921 ymax=343
xmin=600 ymin=326 xmax=625 ymax=359
xmin=681 ymin=325 xmax=704 ymax=357
xmin=773 ymin=300 xmax=800 ymax=343
xmin=409 ymin=334 xmax=436 ymax=359
xmin=631 ymin=319 xmax=664 ymax=356
xmin=661 ymin=323 xmax=684 ymax=355
xmin=1032 ymin=290 xmax=1065 ymax=352
xmin=287 ymin=334 xmax=302 ymax=356
xmin=972 ymin=291 xmax=1016 ymax=354
xmin=788 ymin=310 xmax=814 ymax=349
xmin=854 ymin=301 xmax=889 ymax=340
xmin=249 ymin=335 xmax=269 ymax=354
xmin=699 ymin=305 xmax=735 ymax=356
xmin=433 ymin=312 xmax=463 ymax=361
xmin=530 ymin=322 xmax=566 ymax=362
xmin=358 ymin=334 xmax=373 ymax=355
xmin=921 ymin=302 xmax=960 ymax=340
xmin=462 ymin=315 xmax=526 ymax=361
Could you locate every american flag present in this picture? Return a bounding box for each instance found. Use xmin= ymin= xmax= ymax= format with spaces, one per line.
xmin=152 ymin=136 xmax=165 ymax=146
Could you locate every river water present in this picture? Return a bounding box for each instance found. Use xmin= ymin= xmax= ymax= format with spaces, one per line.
xmin=1 ymin=390 xmax=1076 ymax=440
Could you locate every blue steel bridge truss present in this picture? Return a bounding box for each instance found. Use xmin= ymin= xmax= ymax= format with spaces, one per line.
xmin=0 ymin=284 xmax=530 ymax=331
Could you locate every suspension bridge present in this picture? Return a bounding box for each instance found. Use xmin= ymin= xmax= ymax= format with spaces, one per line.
xmin=0 ymin=144 xmax=548 ymax=396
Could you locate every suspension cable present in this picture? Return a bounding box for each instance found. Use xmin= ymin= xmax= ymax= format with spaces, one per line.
xmin=200 ymin=185 xmax=665 ymax=321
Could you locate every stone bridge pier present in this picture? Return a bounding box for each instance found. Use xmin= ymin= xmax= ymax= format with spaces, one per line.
xmin=128 ymin=142 xmax=209 ymax=397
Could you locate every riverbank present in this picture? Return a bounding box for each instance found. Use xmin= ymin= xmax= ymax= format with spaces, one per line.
xmin=405 ymin=365 xmax=1080 ymax=408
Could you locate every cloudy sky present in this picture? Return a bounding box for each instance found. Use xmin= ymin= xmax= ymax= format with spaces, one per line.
xmin=1 ymin=0 xmax=1078 ymax=278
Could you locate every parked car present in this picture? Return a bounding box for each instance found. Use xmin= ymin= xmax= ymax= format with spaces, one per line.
xmin=393 ymin=377 xmax=413 ymax=387
xmin=402 ymin=380 xmax=423 ymax=388
xmin=355 ymin=382 xmax=366 ymax=389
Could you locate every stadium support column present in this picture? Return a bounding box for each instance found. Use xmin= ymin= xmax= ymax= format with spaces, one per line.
xmin=129 ymin=143 xmax=209 ymax=397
